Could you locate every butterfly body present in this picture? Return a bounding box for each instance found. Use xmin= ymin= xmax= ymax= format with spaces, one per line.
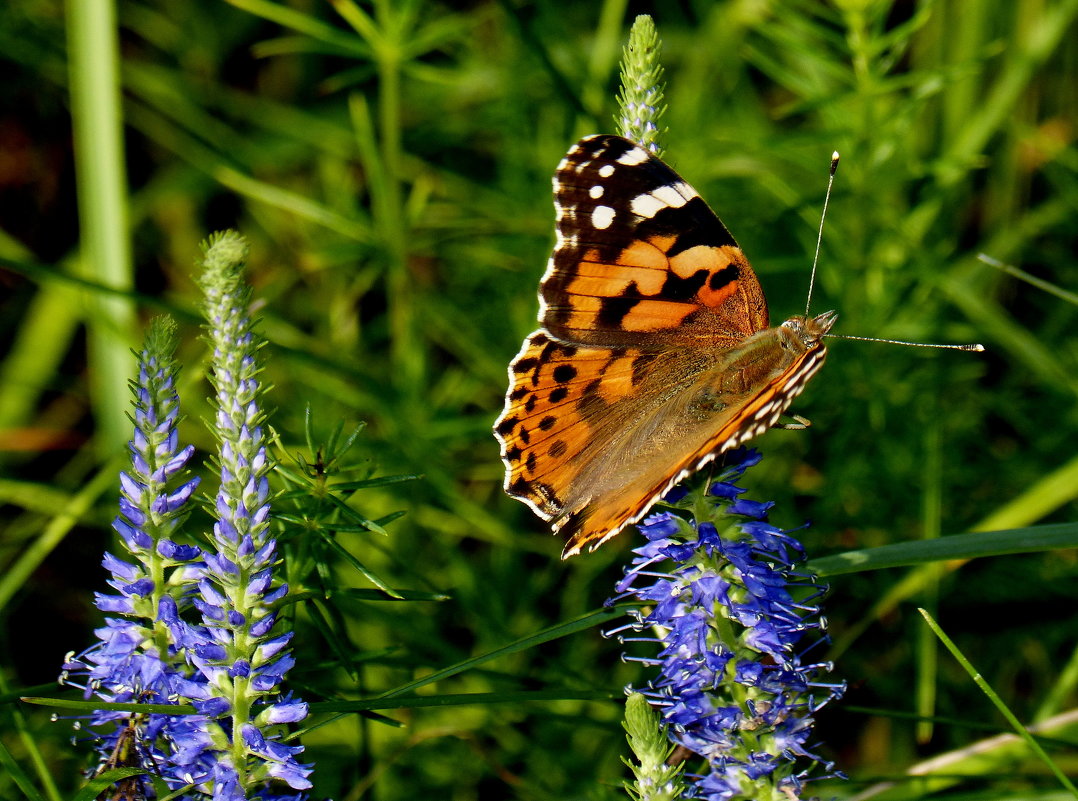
xmin=496 ymin=135 xmax=834 ymax=557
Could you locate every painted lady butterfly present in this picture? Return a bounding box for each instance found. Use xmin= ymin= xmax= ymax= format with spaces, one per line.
xmin=495 ymin=135 xmax=836 ymax=558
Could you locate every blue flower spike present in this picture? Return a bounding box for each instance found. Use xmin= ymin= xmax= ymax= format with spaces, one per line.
xmin=189 ymin=231 xmax=312 ymax=796
xmin=611 ymin=448 xmax=846 ymax=801
xmin=59 ymin=316 xmax=202 ymax=795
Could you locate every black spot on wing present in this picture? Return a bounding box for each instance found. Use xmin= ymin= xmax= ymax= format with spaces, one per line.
xmin=660 ymin=268 xmax=709 ymax=300
xmin=548 ymin=440 xmax=567 ymax=458
xmin=576 ymin=379 xmax=610 ymax=419
xmin=549 ymin=386 xmax=569 ymax=403
xmin=709 ymin=264 xmax=739 ymax=290
xmin=594 ymin=283 xmax=643 ymax=328
xmin=553 ymin=364 xmax=577 ymax=383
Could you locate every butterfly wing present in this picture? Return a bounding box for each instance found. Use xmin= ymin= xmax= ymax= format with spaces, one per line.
xmin=541 ymin=135 xmax=769 ymax=347
xmin=497 ymin=325 xmax=828 ymax=557
xmin=552 ymin=330 xmax=828 ymax=556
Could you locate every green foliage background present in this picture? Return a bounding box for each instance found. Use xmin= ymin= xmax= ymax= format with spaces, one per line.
xmin=1 ymin=0 xmax=1077 ymax=799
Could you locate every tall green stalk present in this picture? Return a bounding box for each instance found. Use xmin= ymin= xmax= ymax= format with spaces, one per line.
xmin=65 ymin=0 xmax=136 ymax=455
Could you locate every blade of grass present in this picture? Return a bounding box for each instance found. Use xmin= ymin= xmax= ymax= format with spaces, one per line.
xmin=0 ymin=738 xmax=49 ymax=801
xmin=0 ymin=673 xmax=59 ymax=801
xmin=919 ymin=608 xmax=1078 ymax=798
xmin=808 ymin=522 xmax=1078 ymax=577
xmin=0 ymin=462 xmax=117 ymax=614
xmin=978 ymin=253 xmax=1078 ymax=307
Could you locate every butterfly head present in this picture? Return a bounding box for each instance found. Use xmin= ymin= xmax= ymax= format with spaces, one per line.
xmin=781 ymin=309 xmax=837 ymax=348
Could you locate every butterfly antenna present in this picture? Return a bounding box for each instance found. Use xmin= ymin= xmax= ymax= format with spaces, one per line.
xmin=823 ymin=333 xmax=984 ymax=351
xmin=805 ymin=155 xmax=984 ymax=353
xmin=805 ymin=152 xmax=840 ymax=318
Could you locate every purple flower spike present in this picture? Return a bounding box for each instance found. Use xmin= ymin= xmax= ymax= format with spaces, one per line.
xmin=190 ymin=231 xmax=310 ymax=796
xmin=612 ymin=448 xmax=845 ymax=799
xmin=58 ymin=317 xmax=208 ymax=798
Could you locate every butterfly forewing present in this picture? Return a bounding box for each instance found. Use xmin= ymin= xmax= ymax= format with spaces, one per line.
xmin=542 ymin=135 xmax=769 ymax=347
xmin=496 ymin=135 xmax=832 ymax=557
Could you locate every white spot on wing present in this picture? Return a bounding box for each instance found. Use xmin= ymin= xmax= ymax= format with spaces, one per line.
xmin=630 ymin=182 xmax=699 ymax=219
xmin=589 ymin=185 xmax=604 ymax=199
xmin=630 ymin=192 xmax=666 ymax=219
xmin=616 ymin=147 xmax=649 ymax=166
xmin=598 ymin=164 xmax=615 ymax=178
xmin=655 ymin=183 xmax=695 ymax=206
xmin=592 ymin=205 xmax=615 ymax=229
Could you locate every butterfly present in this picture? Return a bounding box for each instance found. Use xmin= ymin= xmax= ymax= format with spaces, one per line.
xmin=495 ymin=134 xmax=836 ymax=558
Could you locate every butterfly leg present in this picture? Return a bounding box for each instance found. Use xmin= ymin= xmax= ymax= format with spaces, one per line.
xmin=775 ymin=414 xmax=811 ymax=430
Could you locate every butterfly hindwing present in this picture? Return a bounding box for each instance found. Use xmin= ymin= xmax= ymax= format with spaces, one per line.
xmin=554 ymin=334 xmax=830 ymax=556
xmin=496 ymin=331 xmax=652 ymax=521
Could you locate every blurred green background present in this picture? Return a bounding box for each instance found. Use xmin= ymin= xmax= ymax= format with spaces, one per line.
xmin=1 ymin=0 xmax=1077 ymax=798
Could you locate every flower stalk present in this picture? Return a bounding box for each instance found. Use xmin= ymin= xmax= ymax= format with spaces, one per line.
xmin=60 ymin=315 xmax=201 ymax=795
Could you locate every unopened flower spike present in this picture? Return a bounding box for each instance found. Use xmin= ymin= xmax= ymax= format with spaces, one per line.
xmin=59 ymin=315 xmax=202 ymax=795
xmin=617 ymin=14 xmax=667 ymax=155
xmin=610 ymin=448 xmax=845 ymax=801
xmin=623 ymin=692 xmax=687 ymax=801
xmin=185 ymin=230 xmax=312 ymax=797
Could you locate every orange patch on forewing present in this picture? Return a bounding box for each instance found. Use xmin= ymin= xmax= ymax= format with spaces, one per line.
xmin=615 ymin=239 xmax=669 ymax=273
xmin=572 ymin=258 xmax=664 ymax=281
xmin=619 ymin=300 xmax=698 ymax=332
xmin=570 ymin=247 xmax=666 ymax=297
xmin=552 ymin=294 xmax=698 ymax=334
xmin=564 ymin=274 xmax=639 ymax=299
xmin=668 ymin=244 xmax=722 ymax=279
